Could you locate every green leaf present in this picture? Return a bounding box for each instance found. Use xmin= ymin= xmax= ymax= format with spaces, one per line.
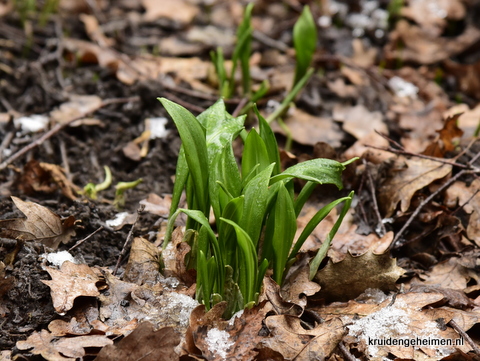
xmin=293 ymin=5 xmax=317 ymax=87
xmin=232 ymin=2 xmax=254 ymax=96
xmin=270 ymin=158 xmax=346 ymax=189
xmin=309 ymin=191 xmax=354 ymax=280
xmin=169 ymin=146 xmax=188 ymax=218
xmin=242 ymin=128 xmax=270 ymax=180
xmin=256 ymin=106 xmax=281 ymax=176
xmin=219 ymin=196 xmax=244 ymax=268
xmin=159 ymin=98 xmax=209 ymax=215
xmin=223 ymin=265 xmax=244 ymax=318
xmin=263 ymin=183 xmax=297 ymax=284
xmin=220 ymin=218 xmax=257 ymax=304
xmin=289 ymin=195 xmax=353 ymax=260
xmin=240 ymin=163 xmax=274 ymax=246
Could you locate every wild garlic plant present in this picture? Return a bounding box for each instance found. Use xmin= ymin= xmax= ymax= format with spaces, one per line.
xmin=159 ymin=98 xmax=355 ymax=318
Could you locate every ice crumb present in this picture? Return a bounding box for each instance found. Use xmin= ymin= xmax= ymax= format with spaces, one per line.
xmin=228 ymin=309 xmax=244 ymax=326
xmin=388 ymin=76 xmax=419 ymax=99
xmin=206 ymin=328 xmax=234 ymax=360
xmin=106 ymin=212 xmax=129 ymax=227
xmin=147 ymin=117 xmax=170 ymax=139
xmin=42 ymin=251 xmax=77 ymax=267
xmin=14 ymin=114 xmax=49 ymax=133
xmin=163 ymin=292 xmax=200 ymax=328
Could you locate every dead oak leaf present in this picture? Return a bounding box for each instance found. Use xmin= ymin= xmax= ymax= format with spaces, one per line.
xmin=420 ymin=256 xmax=477 ymax=289
xmin=16 ymin=329 xmax=112 ymax=360
xmin=96 ymin=322 xmax=180 ymax=361
xmin=423 ymin=113 xmax=464 ymax=157
xmin=42 ymin=261 xmax=100 ymax=315
xmin=261 ymin=316 xmax=344 ymax=361
xmin=377 ymin=156 xmax=452 ymax=217
xmin=0 ymin=196 xmax=76 ymax=249
xmin=314 ymin=249 xmax=404 ymax=302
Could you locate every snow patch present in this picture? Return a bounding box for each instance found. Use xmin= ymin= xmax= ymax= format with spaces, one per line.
xmin=42 ymin=251 xmax=77 ymax=267
xmin=206 ymin=328 xmax=234 ymax=360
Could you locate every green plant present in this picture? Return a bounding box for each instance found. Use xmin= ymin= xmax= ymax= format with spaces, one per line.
xmin=159 ymin=97 xmax=356 ymax=318
xmin=292 ymin=5 xmax=317 ymax=88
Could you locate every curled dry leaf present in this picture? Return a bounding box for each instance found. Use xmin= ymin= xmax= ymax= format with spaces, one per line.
xmin=0 ymin=196 xmax=76 ymax=249
xmin=315 ymin=249 xmax=404 ymax=302
xmin=377 ymin=156 xmax=452 ymax=217
xmin=96 ymin=322 xmax=180 ymax=361
xmin=123 ymin=237 xmax=161 ymax=285
xmin=422 ymin=113 xmax=464 ymax=157
xmin=42 ymin=261 xmax=100 ymax=315
xmin=18 ymin=159 xmax=80 ymax=201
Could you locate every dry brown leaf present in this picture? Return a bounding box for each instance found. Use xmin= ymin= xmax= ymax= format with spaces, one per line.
xmin=123 ymin=237 xmax=161 ymax=285
xmin=52 ymin=335 xmax=113 ymax=358
xmin=444 ymin=179 xmax=480 ymax=243
xmin=0 ymin=196 xmax=76 ymax=249
xmin=50 ymin=94 xmax=103 ymax=125
xmin=17 ymin=160 xmax=80 ymax=200
xmin=350 ymin=38 xmax=377 ymax=68
xmin=141 ymin=0 xmax=198 ymax=26
xmin=420 ymin=257 xmax=476 ymax=289
xmin=282 ymin=254 xmax=321 ymax=308
xmin=315 ymin=249 xmax=404 ymax=302
xmin=79 ymin=14 xmax=114 ymax=47
xmin=423 ymin=114 xmax=464 ymax=157
xmin=262 ymin=277 xmax=303 ymax=317
xmin=139 ymin=193 xmax=171 ymax=217
xmin=48 ymin=298 xmax=100 ymax=336
xmin=42 ymin=261 xmax=100 ymax=315
xmin=16 ymin=330 xmax=72 ymax=361
xmin=261 ymin=316 xmax=344 ymax=360
xmin=385 ymin=20 xmax=480 ymax=64
xmin=377 ymin=156 xmax=452 ymax=217
xmin=270 ymin=108 xmax=343 ymax=147
xmin=444 ymin=59 xmax=480 ymax=102
xmin=401 ymin=0 xmax=465 ymax=36
xmin=334 ymin=104 xmax=386 ymax=140
xmin=96 ymin=322 xmax=180 ymax=361
xmin=444 ymin=103 xmax=480 ymax=139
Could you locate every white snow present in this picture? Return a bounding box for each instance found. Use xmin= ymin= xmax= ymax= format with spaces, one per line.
xmin=206 ymin=328 xmax=234 ymax=360
xmin=388 ymin=76 xmax=419 ymax=99
xmin=42 ymin=251 xmax=77 ymax=267
xmin=14 ymin=114 xmax=49 ymax=133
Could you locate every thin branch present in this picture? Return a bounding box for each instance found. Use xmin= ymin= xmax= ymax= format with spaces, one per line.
xmin=363 ymin=159 xmax=386 ymax=236
xmin=449 ymin=319 xmax=480 ymax=355
xmin=113 ymin=205 xmax=144 ymax=276
xmin=0 ymin=96 xmax=139 ymax=171
xmin=338 ymin=341 xmax=358 ymax=361
xmin=68 ymin=226 xmax=104 ymax=252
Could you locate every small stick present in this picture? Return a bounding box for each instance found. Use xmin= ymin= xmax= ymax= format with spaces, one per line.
xmin=232 ymin=97 xmax=249 ymax=118
xmin=112 ymin=205 xmax=144 ymax=276
xmin=163 ymin=91 xmax=206 ymax=114
xmin=0 ymin=96 xmax=140 ymax=171
xmin=68 ymin=226 xmax=104 ymax=251
xmin=338 ymin=341 xmax=358 ymax=361
xmin=448 ymin=319 xmax=480 ymax=355
xmin=363 ymin=159 xmax=386 ymax=236
xmin=59 ymin=138 xmax=71 ymax=181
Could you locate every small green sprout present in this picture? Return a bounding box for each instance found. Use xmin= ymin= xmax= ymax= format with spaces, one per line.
xmin=159 ymin=97 xmax=356 ymax=317
xmin=114 ymin=178 xmax=143 ymax=209
xmin=293 ymin=5 xmax=317 ymax=88
xmin=81 ymin=166 xmax=112 ymax=200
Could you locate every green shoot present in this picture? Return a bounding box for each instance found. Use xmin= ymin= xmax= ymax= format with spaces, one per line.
xmin=114 ymin=178 xmax=143 ymax=209
xmin=293 ymin=5 xmax=317 ymax=88
xmin=81 ymin=166 xmax=112 ymax=200
xmin=159 ymin=97 xmax=356 ymax=317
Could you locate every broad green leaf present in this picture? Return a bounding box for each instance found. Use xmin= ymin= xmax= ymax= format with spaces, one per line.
xmin=240 ymin=163 xmax=274 ymax=246
xmin=242 ymin=128 xmax=270 ymax=180
xmin=256 ymin=106 xmax=281 ymax=176
xmin=220 ymin=218 xmax=257 ymax=304
xmin=309 ymin=191 xmax=354 ymax=280
xmin=289 ymin=195 xmax=353 ymax=261
xmin=159 ymin=98 xmax=209 ymax=215
xmin=270 ymin=158 xmax=346 ymax=189
xmin=263 ymin=183 xmax=297 ymax=284
xmin=293 ymin=5 xmax=317 ymax=87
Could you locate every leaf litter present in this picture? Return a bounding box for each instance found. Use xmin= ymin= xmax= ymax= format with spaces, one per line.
xmin=2 ymin=0 xmax=480 ymax=359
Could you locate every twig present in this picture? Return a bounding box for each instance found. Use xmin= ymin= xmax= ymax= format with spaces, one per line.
xmin=163 ymin=91 xmax=206 ymax=114
xmin=389 ymin=170 xmax=468 ymax=250
xmin=338 ymin=341 xmax=358 ymax=361
xmin=252 ymin=30 xmax=289 ymax=52
xmin=232 ymin=97 xmax=249 ymax=118
xmin=448 ymin=319 xmax=480 ymax=355
xmin=363 ymin=159 xmax=386 ymax=236
xmin=112 ymin=205 xmax=144 ymax=276
xmin=0 ymin=96 xmax=139 ymax=171
xmin=451 ymin=189 xmax=480 ymax=216
xmin=375 ymin=130 xmax=405 ymax=150
xmin=367 ymin=144 xmax=474 ymax=170
xmin=59 ymin=138 xmax=71 ymax=181
xmin=68 ymin=226 xmax=104 ymax=251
